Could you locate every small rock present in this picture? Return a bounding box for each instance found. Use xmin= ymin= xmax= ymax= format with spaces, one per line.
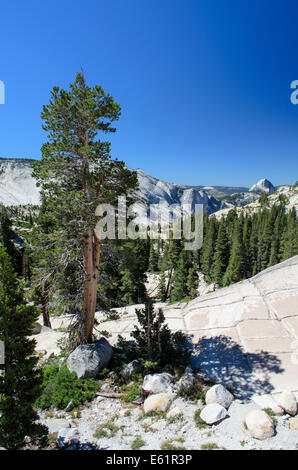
xmin=151 ymin=420 xmax=167 ymax=431
xmin=245 ymin=410 xmax=275 ymax=440
xmin=142 ymin=373 xmax=174 ymax=395
xmin=100 ymin=383 xmax=111 ymax=393
xmin=289 ymin=417 xmax=298 ymax=430
xmin=166 ymin=406 xmax=183 ymax=419
xmin=184 ymin=367 xmax=194 ymax=375
xmin=143 ymin=393 xmax=176 ymax=414
xmin=205 ymin=384 xmax=234 ymax=409
xmin=120 ymin=360 xmax=142 ymax=379
xmin=200 ymin=403 xmax=228 ymax=424
xmin=276 ymin=391 xmax=297 ymax=416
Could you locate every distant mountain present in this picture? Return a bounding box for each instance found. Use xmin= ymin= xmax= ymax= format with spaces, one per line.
xmin=0 ymin=158 xmax=288 ymax=221
xmin=249 ymin=178 xmax=275 ymax=194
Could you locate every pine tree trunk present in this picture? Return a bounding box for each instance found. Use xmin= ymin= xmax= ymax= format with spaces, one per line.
xmin=78 ymin=229 xmax=100 ymax=344
xmin=42 ymin=303 xmax=51 ymax=329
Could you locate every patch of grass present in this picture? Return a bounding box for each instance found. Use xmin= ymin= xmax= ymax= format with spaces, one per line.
xmin=124 ymin=409 xmax=132 ymax=417
xmin=194 ymin=409 xmax=209 ymax=429
xmin=131 ymin=436 xmax=146 ymax=450
xmin=120 ymin=382 xmax=140 ymax=403
xmin=243 ymin=421 xmax=248 ymax=430
xmin=94 ymin=420 xmax=121 ymax=439
xmin=167 ymin=414 xmax=184 ymax=424
xmin=161 ymin=439 xmax=187 ymax=450
xmin=200 ymin=442 xmax=220 ymax=450
xmin=141 ymin=423 xmax=154 ymax=433
xmin=144 ymin=410 xmax=167 ymax=420
xmin=263 ymin=408 xmax=278 ymax=424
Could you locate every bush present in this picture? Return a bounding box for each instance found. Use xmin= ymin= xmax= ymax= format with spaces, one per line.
xmin=35 ymin=364 xmax=100 ymax=410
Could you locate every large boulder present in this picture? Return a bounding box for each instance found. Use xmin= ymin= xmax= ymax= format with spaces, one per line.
xmin=205 ymin=384 xmax=234 ymax=409
xmin=276 ymin=391 xmax=297 ymax=416
xmin=143 ymin=393 xmax=176 ymax=414
xmin=120 ymin=360 xmax=142 ymax=379
xmin=142 ymin=373 xmax=174 ymax=395
xmin=67 ymin=338 xmax=113 ymax=379
xmin=245 ymin=410 xmax=275 ymax=440
xmin=251 ymin=394 xmax=284 ymax=415
xmin=200 ymin=403 xmax=228 ymax=424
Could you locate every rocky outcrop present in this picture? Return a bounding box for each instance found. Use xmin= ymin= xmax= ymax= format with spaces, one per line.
xmin=249 ymin=178 xmax=275 ymax=194
xmin=95 ymin=256 xmax=298 ymax=399
xmin=67 ymin=338 xmax=113 ymax=379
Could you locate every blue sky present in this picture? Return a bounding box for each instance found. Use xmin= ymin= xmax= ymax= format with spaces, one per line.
xmin=0 ymin=0 xmax=298 ymax=187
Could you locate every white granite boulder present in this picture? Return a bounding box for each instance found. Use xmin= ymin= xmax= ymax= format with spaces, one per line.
xmin=205 ymin=384 xmax=234 ymax=409
xmin=245 ymin=409 xmax=275 ymax=440
xmin=200 ymin=403 xmax=228 ymax=424
xmin=276 ymin=391 xmax=297 ymax=416
xmin=142 ymin=373 xmax=174 ymax=395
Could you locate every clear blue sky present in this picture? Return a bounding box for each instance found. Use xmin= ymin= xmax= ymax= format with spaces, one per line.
xmin=0 ymin=0 xmax=298 ymax=187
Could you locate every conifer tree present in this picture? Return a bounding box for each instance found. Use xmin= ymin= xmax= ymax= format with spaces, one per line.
xmin=170 ymin=250 xmax=190 ymax=302
xmin=0 ymin=248 xmax=48 ymax=449
xmin=223 ymin=219 xmax=246 ymax=286
xmin=280 ymin=208 xmax=298 ymax=260
xmin=31 ymin=73 xmax=138 ymax=344
xmin=187 ymin=266 xmax=198 ymax=299
xmin=157 ymin=273 xmax=167 ymax=301
xmin=200 ymin=216 xmax=218 ymax=279
xmin=211 ymin=220 xmax=229 ymax=285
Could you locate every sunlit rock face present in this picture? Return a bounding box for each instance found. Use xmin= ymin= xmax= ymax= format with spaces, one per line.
xmin=0 ymin=159 xmax=224 ymax=218
xmin=0 ymin=158 xmax=40 ymax=205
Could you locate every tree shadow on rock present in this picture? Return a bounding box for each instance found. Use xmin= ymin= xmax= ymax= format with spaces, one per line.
xmin=187 ymin=335 xmax=284 ymax=400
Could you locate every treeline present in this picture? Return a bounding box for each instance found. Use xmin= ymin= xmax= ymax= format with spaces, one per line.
xmin=147 ymin=200 xmax=297 ymax=302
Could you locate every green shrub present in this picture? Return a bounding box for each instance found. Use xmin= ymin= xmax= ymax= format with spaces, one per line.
xmin=117 ymin=300 xmax=190 ymax=375
xmin=35 ymin=364 xmax=100 ymax=410
xmin=120 ymin=382 xmax=140 ymax=402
